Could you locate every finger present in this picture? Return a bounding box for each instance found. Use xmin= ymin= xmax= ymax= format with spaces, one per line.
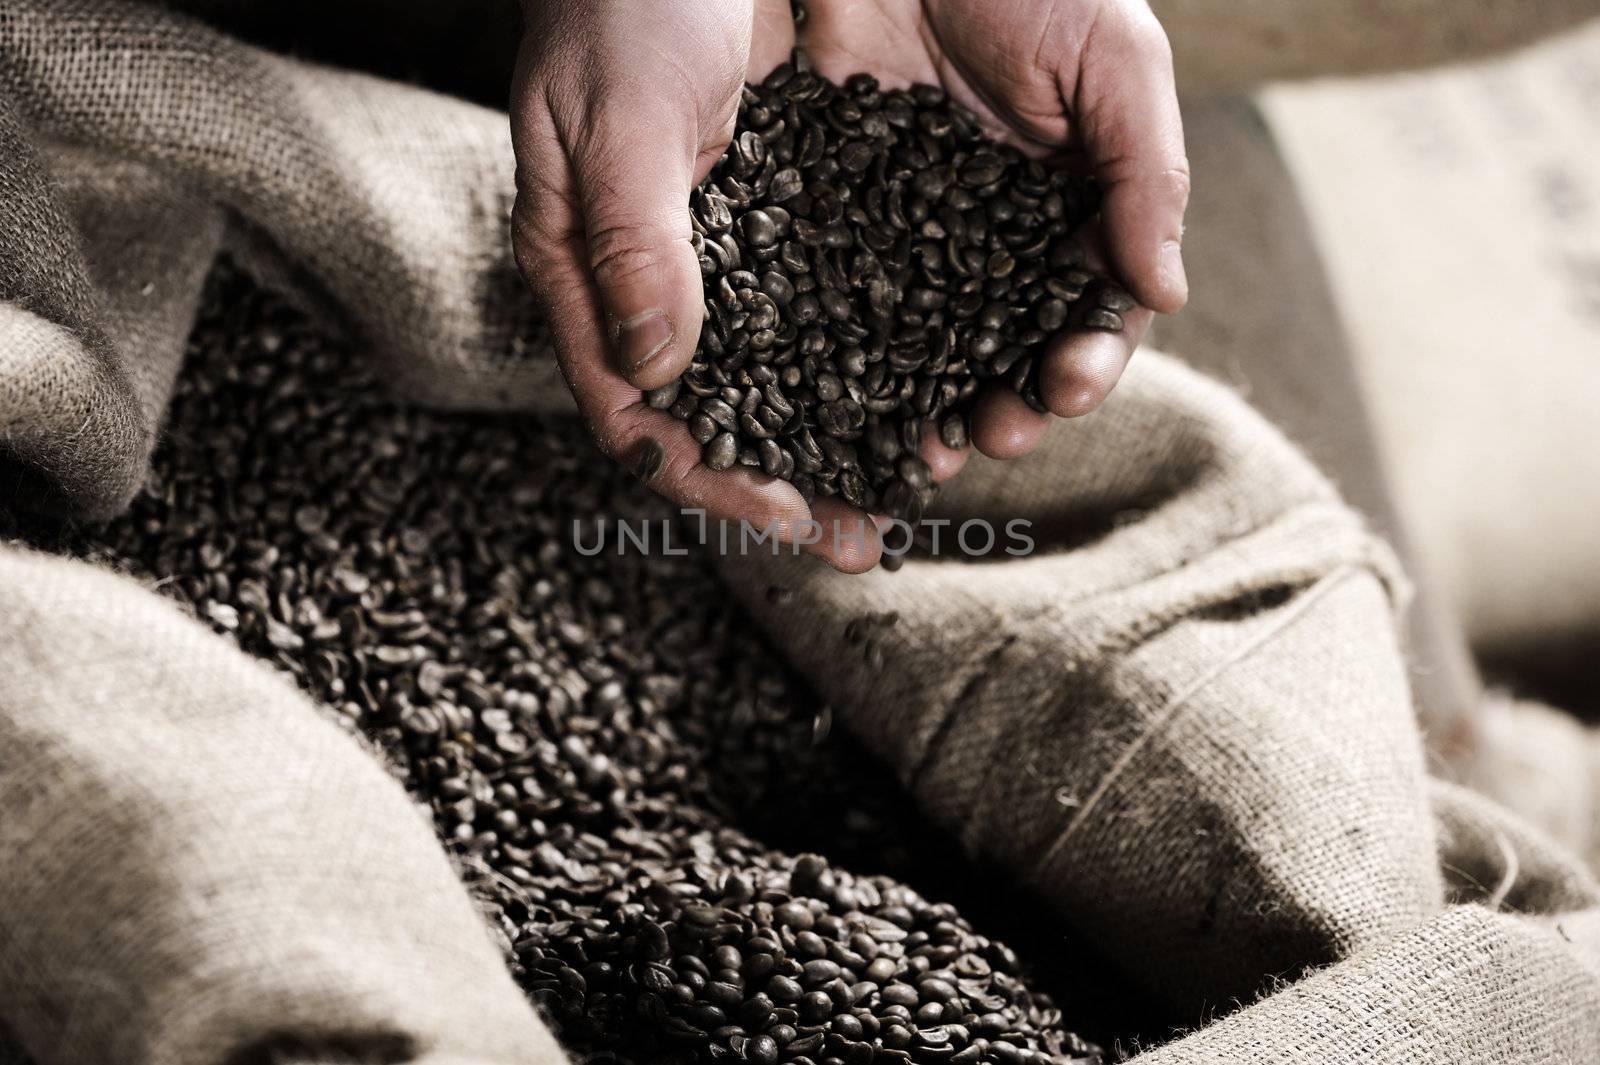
xmin=512 ymin=150 xmax=813 ymax=545
xmin=920 ymin=421 xmax=971 ymax=483
xmin=548 ymin=265 xmax=815 ymax=539
xmin=1032 ymin=220 xmax=1150 ymax=417
xmin=1035 ymin=252 xmax=1155 ymax=416
xmin=569 ymin=93 xmax=711 ymax=392
xmin=750 ymin=0 xmax=798 ymax=79
xmin=1071 ymin=6 xmax=1190 ymax=314
xmin=970 ymin=385 xmax=1050 ymax=460
xmin=809 ymin=496 xmax=883 ymax=573
xmin=1037 ymin=305 xmax=1150 ymax=417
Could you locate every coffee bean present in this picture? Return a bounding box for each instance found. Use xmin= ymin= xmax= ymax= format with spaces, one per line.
xmin=1095 ymin=285 xmax=1136 ymax=312
xmin=702 ymin=397 xmax=739 ymax=431
xmin=803 ymin=958 xmax=842 ymax=985
xmin=938 ymin=414 xmax=968 ymax=451
xmin=882 ymin=983 xmax=919 ymax=1008
xmin=1084 ymin=309 xmax=1124 ymax=332
xmin=704 ymin=432 xmax=739 ymax=471
xmin=748 ymin=1034 xmax=780 ymax=1065
xmin=759 ymin=439 xmax=785 ymax=476
xmin=865 ymin=957 xmax=898 ymax=984
xmin=769 ymin=975 xmax=804 ymax=1002
xmin=690 ymin=413 xmax=719 ymax=444
xmin=769 ymin=169 xmax=805 ymax=203
xmin=645 ymin=382 xmax=680 ymax=409
xmin=1034 ymin=299 xmax=1069 ymax=333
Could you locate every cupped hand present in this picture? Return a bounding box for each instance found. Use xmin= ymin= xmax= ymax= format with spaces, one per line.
xmin=800 ymin=0 xmax=1190 ymax=460
xmin=509 ymin=0 xmax=882 ymax=572
xmin=510 ymin=0 xmax=1188 ymax=573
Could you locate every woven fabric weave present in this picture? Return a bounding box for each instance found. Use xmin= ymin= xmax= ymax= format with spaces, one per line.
xmin=1 ymin=2 xmax=1597 ymax=1063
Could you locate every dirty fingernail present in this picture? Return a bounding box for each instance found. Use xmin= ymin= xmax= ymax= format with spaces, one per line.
xmin=632 ymin=438 xmax=666 ymax=484
xmin=616 ymin=310 xmax=674 ymax=378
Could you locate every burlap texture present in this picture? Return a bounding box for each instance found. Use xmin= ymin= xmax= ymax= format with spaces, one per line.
xmin=1465 ymin=697 xmax=1600 ymax=873
xmin=721 ymin=355 xmax=1443 ymax=1011
xmin=0 ymin=0 xmax=565 ymax=517
xmin=1260 ymin=23 xmax=1600 ymax=681
xmin=0 ymin=547 xmax=567 ymax=1065
xmin=1 ymin=1 xmax=1598 ymax=1063
xmin=1150 ymin=0 xmax=1600 ymax=90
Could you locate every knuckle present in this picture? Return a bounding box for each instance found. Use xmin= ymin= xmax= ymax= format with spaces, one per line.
xmin=510 ymin=204 xmax=562 ymax=285
xmin=586 ymin=223 xmax=677 ymax=289
xmin=1125 ymin=8 xmax=1174 ymax=62
xmin=1160 ymin=163 xmax=1192 ymax=204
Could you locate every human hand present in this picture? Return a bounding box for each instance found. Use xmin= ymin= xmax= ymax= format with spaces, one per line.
xmin=510 ymin=0 xmax=884 ymax=570
xmin=799 ymin=0 xmax=1190 ymax=459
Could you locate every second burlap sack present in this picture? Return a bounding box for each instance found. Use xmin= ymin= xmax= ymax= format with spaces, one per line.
xmin=1149 ymin=0 xmax=1600 ymax=90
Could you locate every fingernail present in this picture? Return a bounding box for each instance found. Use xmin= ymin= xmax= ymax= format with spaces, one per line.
xmin=1160 ymin=241 xmax=1188 ymax=303
xmin=615 ymin=310 xmax=674 ymax=378
xmin=632 ymin=438 xmax=666 ymax=484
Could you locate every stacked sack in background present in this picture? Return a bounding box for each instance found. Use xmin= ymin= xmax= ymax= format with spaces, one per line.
xmin=2 ymin=3 xmax=1599 ymax=1065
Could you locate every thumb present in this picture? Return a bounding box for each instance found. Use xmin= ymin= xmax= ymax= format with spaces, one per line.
xmin=1074 ymin=6 xmax=1190 ymax=315
xmin=573 ymin=109 xmax=712 ymax=391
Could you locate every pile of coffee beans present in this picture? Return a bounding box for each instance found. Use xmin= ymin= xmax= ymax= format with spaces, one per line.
xmin=653 ymin=58 xmax=1132 ymax=520
xmin=7 ymin=266 xmax=1106 ymax=1065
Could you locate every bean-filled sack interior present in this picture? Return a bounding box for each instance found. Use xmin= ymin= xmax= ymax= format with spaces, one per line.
xmin=2 ymin=4 xmax=1599 ymax=1065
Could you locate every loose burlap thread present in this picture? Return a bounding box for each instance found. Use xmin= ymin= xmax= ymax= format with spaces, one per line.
xmin=2 ymin=2 xmax=1599 ymax=1064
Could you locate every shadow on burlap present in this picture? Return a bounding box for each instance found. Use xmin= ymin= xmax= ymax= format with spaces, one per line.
xmin=1 ymin=2 xmax=1598 ymax=1064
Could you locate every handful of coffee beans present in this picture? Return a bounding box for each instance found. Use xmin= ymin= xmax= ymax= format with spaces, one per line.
xmin=647 ymin=57 xmax=1132 ymax=521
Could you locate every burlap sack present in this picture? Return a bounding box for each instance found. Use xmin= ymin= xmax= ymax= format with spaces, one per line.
xmin=722 ymin=354 xmax=1443 ymax=1010
xmin=1136 ymin=784 xmax=1600 ymax=1062
xmin=1150 ymin=0 xmax=1600 ymax=90
xmin=2 ymin=1 xmax=1599 ymax=1063
xmin=1260 ymin=22 xmax=1600 ymax=681
xmin=0 ymin=547 xmax=567 ymax=1065
xmin=0 ymin=0 xmax=565 ymax=519
xmin=1465 ymin=697 xmax=1600 ymax=871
